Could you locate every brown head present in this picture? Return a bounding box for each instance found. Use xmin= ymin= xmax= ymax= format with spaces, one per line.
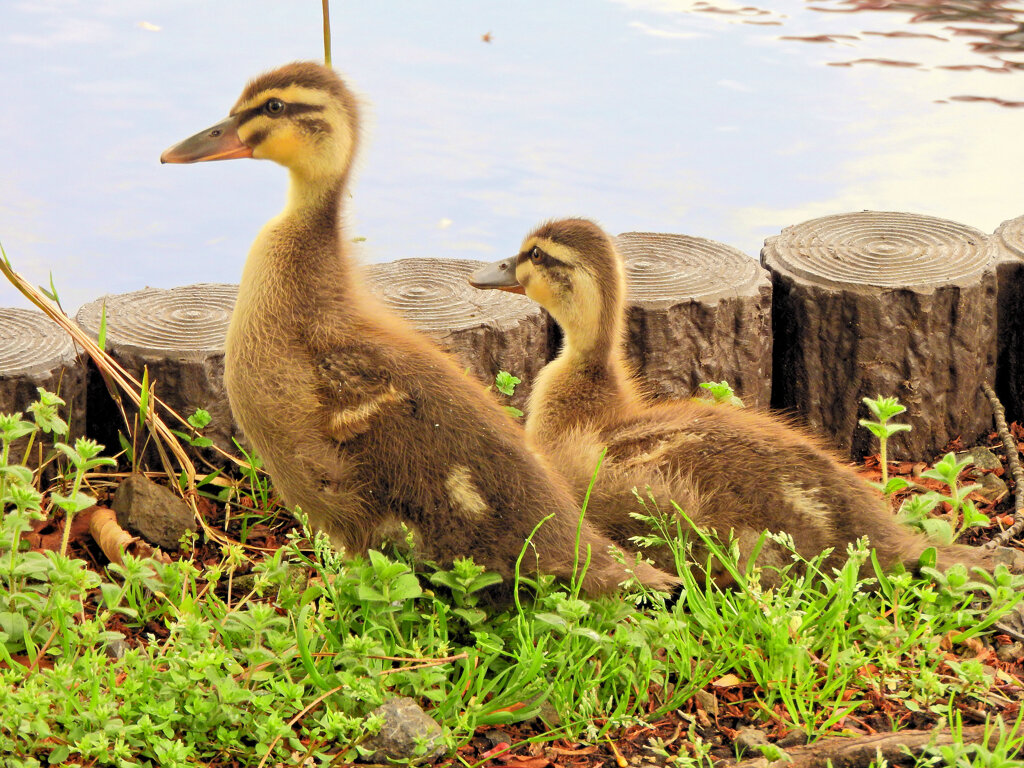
xmin=471 ymin=218 xmax=628 ymax=357
xmin=161 ymin=61 xmax=360 ymax=186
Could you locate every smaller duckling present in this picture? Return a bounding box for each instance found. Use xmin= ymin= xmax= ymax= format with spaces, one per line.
xmin=470 ymin=218 xmax=998 ymax=582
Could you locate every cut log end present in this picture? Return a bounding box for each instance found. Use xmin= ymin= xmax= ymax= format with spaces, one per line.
xmin=616 ymin=232 xmax=764 ymax=305
xmin=76 ymin=283 xmax=237 ymax=354
xmin=765 ymin=210 xmax=994 ymax=288
xmin=0 ymin=308 xmax=79 ymax=380
xmin=364 ymin=257 xmax=543 ymax=333
xmin=996 ymin=214 xmax=1024 ymax=261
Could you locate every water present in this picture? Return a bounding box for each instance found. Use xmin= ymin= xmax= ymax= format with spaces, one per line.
xmin=2 ymin=0 xmax=1024 ymax=313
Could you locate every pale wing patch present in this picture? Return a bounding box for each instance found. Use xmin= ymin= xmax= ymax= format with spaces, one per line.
xmin=621 ymin=431 xmax=705 ymax=469
xmin=780 ymin=484 xmax=834 ymax=537
xmin=326 ymin=386 xmax=406 ymax=442
xmin=445 ymin=465 xmax=490 ymax=519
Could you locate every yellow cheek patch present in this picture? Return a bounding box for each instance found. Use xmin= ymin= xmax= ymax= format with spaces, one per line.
xmin=252 ymin=130 xmax=302 ymax=163
xmin=524 ymin=277 xmax=557 ymax=313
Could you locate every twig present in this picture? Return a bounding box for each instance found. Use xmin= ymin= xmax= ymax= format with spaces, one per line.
xmin=376 ymin=651 xmax=469 ymax=676
xmin=322 ymin=0 xmax=332 ymax=66
xmin=721 ymin=724 xmax=1002 ymax=768
xmin=982 ymin=382 xmax=1024 ymax=547
xmin=256 ymin=683 xmax=346 ymax=768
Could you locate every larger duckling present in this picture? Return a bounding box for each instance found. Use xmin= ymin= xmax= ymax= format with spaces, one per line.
xmin=470 ymin=218 xmax=996 ymax=580
xmin=160 ymin=64 xmax=677 ymax=596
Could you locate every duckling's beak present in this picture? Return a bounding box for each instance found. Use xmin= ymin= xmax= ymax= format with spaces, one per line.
xmin=160 ymin=115 xmax=253 ymax=164
xmin=468 ymin=257 xmax=525 ymax=294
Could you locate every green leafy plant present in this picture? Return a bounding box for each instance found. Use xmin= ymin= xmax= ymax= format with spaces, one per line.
xmin=699 ymin=380 xmax=744 ymax=408
xmin=899 ymin=452 xmax=990 ymax=545
xmin=859 ymin=395 xmax=912 ymax=491
xmin=171 ymin=408 xmax=214 ymax=449
xmin=493 ymin=371 xmax=524 ymax=418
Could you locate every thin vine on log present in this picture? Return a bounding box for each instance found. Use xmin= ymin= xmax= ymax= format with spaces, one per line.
xmin=982 ymin=381 xmax=1024 ymax=546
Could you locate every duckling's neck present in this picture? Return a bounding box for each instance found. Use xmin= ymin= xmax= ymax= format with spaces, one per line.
xmin=528 ymin=322 xmax=637 ymax=441
xmin=251 ymin=169 xmax=349 ymax=287
xmin=284 ymin=168 xmax=346 ymax=221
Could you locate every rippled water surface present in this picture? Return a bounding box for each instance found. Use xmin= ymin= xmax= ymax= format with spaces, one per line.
xmin=2 ymin=0 xmax=1024 ymax=312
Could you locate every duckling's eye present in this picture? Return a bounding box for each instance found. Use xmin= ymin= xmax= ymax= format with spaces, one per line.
xmin=530 ymin=247 xmax=544 ymax=264
xmin=264 ymin=98 xmax=286 ymax=115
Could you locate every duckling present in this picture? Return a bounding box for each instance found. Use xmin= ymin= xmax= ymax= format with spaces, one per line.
xmin=160 ymin=64 xmax=677 ymax=596
xmin=469 ymin=218 xmax=997 ymax=581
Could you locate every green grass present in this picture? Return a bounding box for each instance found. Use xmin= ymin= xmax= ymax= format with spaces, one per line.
xmin=2 ymin=391 xmax=1024 ymax=767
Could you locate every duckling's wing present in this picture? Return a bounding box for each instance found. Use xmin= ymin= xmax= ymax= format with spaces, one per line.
xmin=312 ymin=346 xmax=412 ymax=443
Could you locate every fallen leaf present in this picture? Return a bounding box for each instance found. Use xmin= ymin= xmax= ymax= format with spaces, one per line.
xmin=713 ymin=673 xmax=742 ymax=687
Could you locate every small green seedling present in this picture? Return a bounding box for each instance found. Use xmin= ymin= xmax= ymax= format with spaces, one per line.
xmin=494 ymin=371 xmax=524 ymax=418
xmin=899 ymin=452 xmax=989 ymax=545
xmin=699 ymin=380 xmax=744 ymax=408
xmin=171 ymin=408 xmax=214 ymax=449
xmin=859 ymin=395 xmax=912 ymax=491
xmin=52 ymin=437 xmax=116 ymax=556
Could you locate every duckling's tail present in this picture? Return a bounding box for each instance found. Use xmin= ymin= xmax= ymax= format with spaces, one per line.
xmin=868 ymin=518 xmax=1017 ymax=576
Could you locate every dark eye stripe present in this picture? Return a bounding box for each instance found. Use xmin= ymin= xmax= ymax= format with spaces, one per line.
xmin=235 ymin=100 xmax=325 ymax=126
xmin=516 ymin=247 xmax=567 ymax=269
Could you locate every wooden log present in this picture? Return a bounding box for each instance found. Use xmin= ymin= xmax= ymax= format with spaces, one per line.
xmin=994 ymin=214 xmax=1024 ymax=422
xmin=762 ymin=211 xmax=998 ymax=460
xmin=75 ymin=283 xmax=239 ymax=456
xmin=615 ymin=232 xmax=772 ymax=406
xmin=0 ymin=308 xmax=87 ymax=460
xmin=720 ymin=724 xmax=1000 ymax=768
xmin=363 ymin=258 xmax=550 ymax=410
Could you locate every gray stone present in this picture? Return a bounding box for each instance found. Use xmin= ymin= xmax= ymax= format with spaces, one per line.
xmin=112 ymin=473 xmax=197 ymax=551
xmin=955 ymin=446 xmax=1003 ymax=471
xmin=360 ymin=697 xmax=445 ymax=764
xmin=996 ymin=641 xmax=1024 ymax=663
xmin=103 ymin=634 xmax=128 ymax=660
xmin=776 ymin=728 xmax=808 ymax=748
xmin=976 ymin=472 xmax=1008 ymax=503
xmin=734 ymin=727 xmax=770 ymax=753
xmin=693 ymin=689 xmax=719 ymax=717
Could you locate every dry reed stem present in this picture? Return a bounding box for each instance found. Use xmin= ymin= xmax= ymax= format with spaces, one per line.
xmin=982 ymin=382 xmax=1024 ymax=546
xmin=0 ymin=249 xmax=251 ymax=550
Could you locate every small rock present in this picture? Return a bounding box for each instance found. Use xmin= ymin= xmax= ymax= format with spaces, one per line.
xmin=481 ymin=729 xmax=510 ymax=748
xmin=776 ymin=728 xmax=807 ymax=748
xmin=112 ymin=473 xmax=197 ymax=551
xmin=104 ymin=634 xmax=128 ymax=660
xmin=955 ymin=446 xmax=1003 ymax=471
xmin=997 ymin=641 xmax=1024 ymax=664
xmin=359 ymin=697 xmax=445 ymax=764
xmin=734 ymin=727 xmax=770 ymax=754
xmin=976 ymin=473 xmax=1008 ymax=503
xmin=694 ymin=689 xmax=719 ymax=716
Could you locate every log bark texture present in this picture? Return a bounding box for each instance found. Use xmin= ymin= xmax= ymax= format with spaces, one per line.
xmin=75 ymin=283 xmax=239 ymax=455
xmin=720 ymin=724 xmax=1004 ymax=768
xmin=0 ymin=307 xmax=87 ymax=447
xmin=363 ymin=258 xmax=551 ymax=410
xmin=616 ymin=232 xmax=772 ymax=406
xmin=762 ymin=211 xmax=998 ymax=461
xmin=994 ymin=214 xmax=1024 ymax=422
